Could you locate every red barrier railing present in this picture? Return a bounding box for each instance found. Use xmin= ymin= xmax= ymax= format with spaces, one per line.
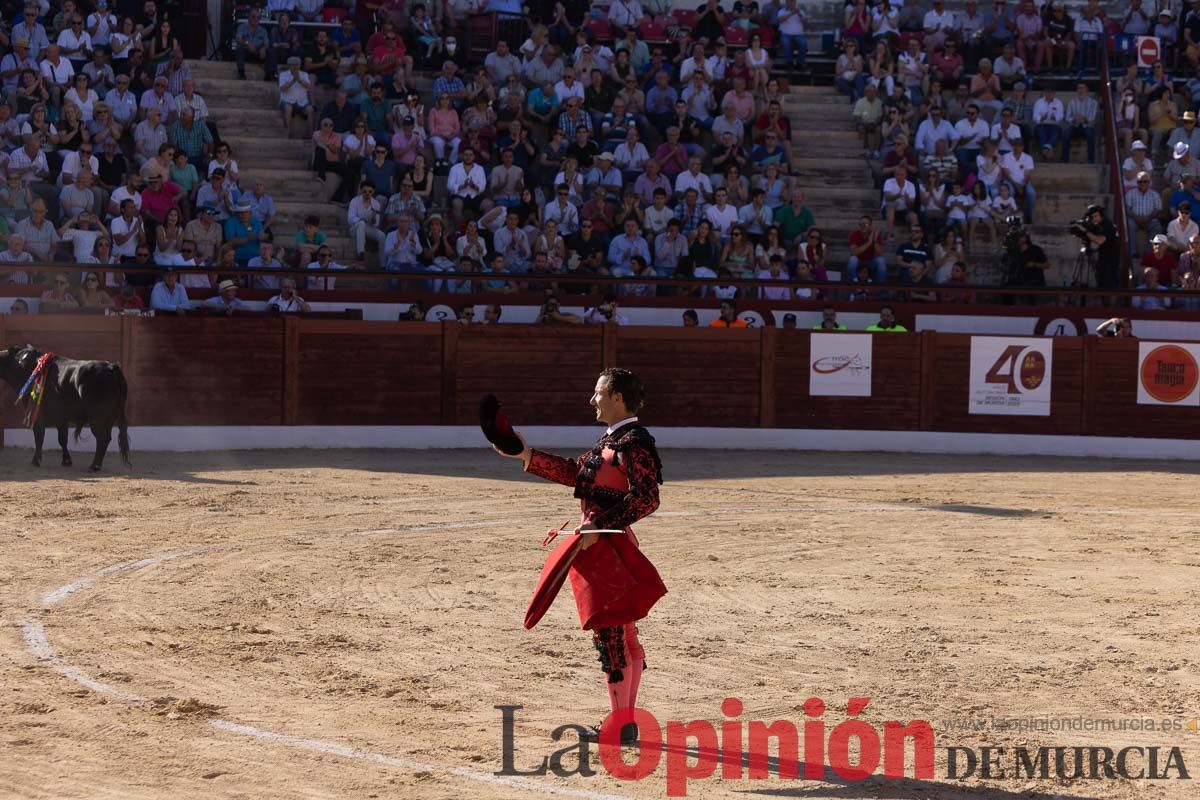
xmin=3 ymin=264 xmax=1197 ymax=305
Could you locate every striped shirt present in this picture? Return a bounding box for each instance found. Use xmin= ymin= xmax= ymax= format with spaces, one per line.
xmin=1125 ymin=187 xmax=1162 ymax=218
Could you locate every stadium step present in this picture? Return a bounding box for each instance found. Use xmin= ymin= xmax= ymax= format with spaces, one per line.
xmin=274 ymin=199 xmax=347 ymax=227
xmin=221 ymin=135 xmax=311 ymax=158
xmin=194 ymin=77 xmax=281 ymax=104
xmin=207 ymin=104 xmax=292 ymax=130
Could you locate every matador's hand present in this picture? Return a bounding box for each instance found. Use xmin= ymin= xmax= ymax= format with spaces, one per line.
xmin=574 ymin=520 xmax=600 ymax=550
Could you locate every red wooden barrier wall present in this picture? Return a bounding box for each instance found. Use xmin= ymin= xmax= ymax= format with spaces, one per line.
xmin=773 ymin=331 xmax=924 ymax=430
xmin=615 ymin=327 xmax=763 ymax=428
xmin=1 ymin=317 xmax=1198 ymax=442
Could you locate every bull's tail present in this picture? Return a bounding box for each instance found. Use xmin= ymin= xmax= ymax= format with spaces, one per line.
xmin=114 ymin=365 xmax=132 ymax=468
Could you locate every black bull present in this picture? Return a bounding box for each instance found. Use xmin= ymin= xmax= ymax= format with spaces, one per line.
xmin=0 ymin=345 xmax=131 ymax=471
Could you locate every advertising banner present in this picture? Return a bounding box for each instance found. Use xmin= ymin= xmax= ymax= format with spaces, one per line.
xmin=809 ymin=334 xmax=873 ymax=397
xmin=968 ymin=337 xmax=1053 ymax=416
xmin=1137 ymin=342 xmax=1200 ymax=406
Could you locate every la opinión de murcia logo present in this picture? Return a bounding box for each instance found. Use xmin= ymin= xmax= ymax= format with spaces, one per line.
xmin=496 ymin=699 xmax=1191 ymax=796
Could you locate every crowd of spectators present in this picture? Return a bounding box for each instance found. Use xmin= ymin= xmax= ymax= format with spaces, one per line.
xmin=0 ymin=0 xmax=356 ymax=313
xmin=4 ymin=0 xmax=1200 ymax=315
xmin=276 ymin=0 xmax=868 ymax=303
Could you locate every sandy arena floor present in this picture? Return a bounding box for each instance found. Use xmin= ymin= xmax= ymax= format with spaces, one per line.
xmin=1 ymin=446 xmax=1198 ymax=800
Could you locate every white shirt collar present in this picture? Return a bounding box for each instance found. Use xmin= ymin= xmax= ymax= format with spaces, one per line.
xmin=606 ymin=416 xmax=639 ymax=435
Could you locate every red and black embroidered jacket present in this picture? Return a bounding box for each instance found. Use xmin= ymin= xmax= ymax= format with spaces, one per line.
xmin=525 ymin=422 xmax=663 ymax=531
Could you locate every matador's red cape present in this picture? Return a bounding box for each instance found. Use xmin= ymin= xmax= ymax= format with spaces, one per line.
xmin=523 ymin=422 xmax=666 ymax=631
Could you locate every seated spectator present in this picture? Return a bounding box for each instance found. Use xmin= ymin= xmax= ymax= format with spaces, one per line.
xmin=225 ymin=200 xmax=264 ymax=266
xmin=750 ymin=131 xmax=791 ymax=172
xmin=654 ymin=127 xmax=689 ymax=179
xmin=881 ymin=133 xmax=918 ymax=181
xmin=675 ymin=155 xmax=713 ymax=201
xmin=1142 ymin=234 xmax=1178 ymax=285
xmin=208 ymin=142 xmax=241 ymax=192
xmin=65 ymin=73 xmax=99 ymax=122
xmin=737 ymin=190 xmax=773 ymax=242
xmin=1177 ymin=270 xmax=1200 ymax=310
xmin=0 ymin=234 xmax=35 ymax=283
xmin=446 ymin=146 xmax=489 ymax=225
xmin=1132 ymin=266 xmax=1171 ymax=309
xmin=362 ymin=141 xmax=398 ymax=196
xmin=169 ymin=150 xmax=199 ymax=200
xmin=613 ymin=129 xmax=649 ymax=181
xmin=278 ymin=56 xmax=313 ymax=132
xmin=182 ymin=205 xmax=221 ymax=263
xmin=1167 ymin=202 xmax=1198 ymax=253
xmin=140 ymin=75 xmax=178 ymax=124
xmin=108 ymin=282 xmax=142 ymax=312
xmin=383 ymin=212 xmax=424 ymax=273
xmin=347 ymin=180 xmax=386 ymax=266
xmin=433 ymin=59 xmax=466 ymax=110
xmin=41 ymin=273 xmax=80 ymax=312
xmin=77 ymin=271 xmax=114 ymax=310
xmin=15 ymin=198 xmax=59 ymax=261
xmin=248 ymin=242 xmax=285 ymax=289
xmin=882 ymin=163 xmax=918 ymax=237
xmin=492 ymin=210 xmax=532 ymax=272
xmin=704 ymin=186 xmax=738 ymax=240
xmin=866 ymin=305 xmax=908 ymax=331
xmin=60 ymin=169 xmax=100 ymax=220
xmin=204 ymin=279 xmax=247 ymax=314
xmin=758 ymin=255 xmax=792 ymax=301
xmin=133 ymin=105 xmax=166 ymax=166
xmin=235 ymin=8 xmax=269 ymax=80
xmin=915 ymin=105 xmax=956 ymax=157
xmin=709 ymin=298 xmax=748 ymax=327
xmin=993 ymin=42 xmax=1025 ymax=89
xmin=306 ymin=245 xmax=346 ymax=290
xmin=1000 ymin=137 xmax=1035 ymax=223
xmin=849 ymin=212 xmax=888 ymax=284
xmin=59 ymin=210 xmax=109 ymax=262
xmin=267 ymin=277 xmax=311 ymax=313
xmin=110 ymin=197 xmax=144 ymax=259
xmin=360 ymin=83 xmax=390 ymax=141
xmin=938 ymin=261 xmax=976 ymax=303
xmin=1176 ymin=234 xmax=1200 ymax=283
xmin=140 ymin=172 xmax=184 ymax=227
xmin=1062 ymin=82 xmax=1097 ymax=164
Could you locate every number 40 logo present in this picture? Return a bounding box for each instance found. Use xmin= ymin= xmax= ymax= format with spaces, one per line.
xmin=985 ymin=344 xmax=1048 ymax=394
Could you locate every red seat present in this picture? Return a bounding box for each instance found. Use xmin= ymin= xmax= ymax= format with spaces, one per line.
xmin=639 ymin=16 xmax=668 ymax=41
xmin=588 ymin=18 xmax=613 ymax=41
xmin=321 ymin=6 xmax=346 ymax=23
xmin=756 ymin=26 xmax=775 ymax=46
xmin=724 ymin=25 xmax=749 ymax=46
xmin=672 ymin=8 xmax=697 ymax=29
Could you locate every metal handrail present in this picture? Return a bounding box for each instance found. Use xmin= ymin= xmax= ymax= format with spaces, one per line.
xmin=1099 ymin=40 xmax=1132 ymax=289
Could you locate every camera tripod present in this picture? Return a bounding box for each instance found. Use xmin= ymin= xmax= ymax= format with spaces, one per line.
xmin=1066 ymin=246 xmax=1097 ymax=305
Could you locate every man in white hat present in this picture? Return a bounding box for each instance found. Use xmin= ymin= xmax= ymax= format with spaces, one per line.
xmin=1168 ymin=110 xmax=1200 ymax=156
xmin=224 ymin=200 xmax=265 ymax=265
xmin=1163 ymin=143 xmax=1200 ymax=209
xmin=203 ymin=279 xmax=247 ymax=314
xmin=1141 ymin=234 xmax=1177 ymax=290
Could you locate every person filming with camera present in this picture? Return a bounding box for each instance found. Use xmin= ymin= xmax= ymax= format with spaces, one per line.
xmin=1069 ymin=203 xmax=1120 ymax=291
